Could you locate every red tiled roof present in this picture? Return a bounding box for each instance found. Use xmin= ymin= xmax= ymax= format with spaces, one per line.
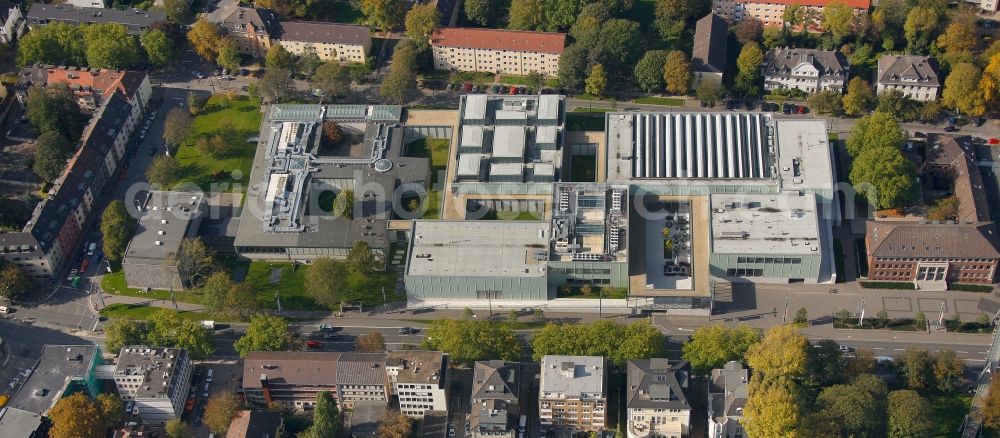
xmin=431 ymin=28 xmax=566 ymax=55
xmin=734 ymin=0 xmax=870 ymax=9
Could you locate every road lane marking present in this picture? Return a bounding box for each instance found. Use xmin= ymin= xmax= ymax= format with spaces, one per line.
xmin=873 ymin=347 xmax=885 ymax=350
xmin=892 ymin=348 xmax=904 ymax=351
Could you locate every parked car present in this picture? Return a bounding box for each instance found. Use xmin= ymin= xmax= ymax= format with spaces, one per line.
xmin=66 ymin=269 xmax=78 ymax=281
xmin=796 ymin=105 xmax=807 ymax=114
xmin=944 ymin=125 xmax=959 ymax=132
xmin=490 ymin=84 xmax=499 ymax=93
xmin=989 ymin=138 xmax=999 ymax=145
xmin=782 ymin=103 xmax=793 ymax=114
xmin=306 ymin=340 xmax=323 ymax=349
xmin=839 ymin=345 xmax=853 ymax=353
xmin=191 ymin=71 xmax=204 ymax=79
xmin=239 ymin=69 xmax=249 ymax=76
xmin=399 ymin=327 xmax=419 ymax=335
xmin=463 ymin=82 xmax=473 ymax=92
xmin=323 ymin=331 xmax=340 ymax=340
xmin=472 ymin=84 xmax=480 ymax=92
xmin=448 ymin=423 xmax=456 ymax=437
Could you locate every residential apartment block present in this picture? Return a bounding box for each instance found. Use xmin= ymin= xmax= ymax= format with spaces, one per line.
xmin=540 ymin=355 xmax=607 ymax=434
xmin=431 ymin=28 xmax=566 ymax=77
xmin=218 ymin=6 xmax=276 ymax=58
xmin=25 ymin=3 xmax=164 ymax=34
xmin=0 ymin=67 xmax=148 ymax=282
xmin=691 ymin=13 xmax=728 ymax=87
xmin=471 ymin=360 xmax=523 ymax=438
xmin=707 ymin=362 xmax=748 ymax=438
xmin=275 ymin=21 xmax=370 ymax=63
xmin=876 ymin=55 xmax=941 ymax=102
xmin=243 ymin=352 xmax=389 ymax=410
xmin=762 ymin=47 xmax=849 ymax=94
xmin=712 ymin=0 xmax=870 ymax=29
xmin=626 ymin=358 xmax=693 ymax=438
xmin=114 ymin=347 xmax=193 ymax=425
xmin=387 ymin=351 xmax=449 ymax=418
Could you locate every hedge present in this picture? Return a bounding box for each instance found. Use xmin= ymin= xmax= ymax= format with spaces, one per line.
xmin=949 ymin=284 xmax=994 ymax=293
xmin=859 ymin=281 xmax=916 ymax=290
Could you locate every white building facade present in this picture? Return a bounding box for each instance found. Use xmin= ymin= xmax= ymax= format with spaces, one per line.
xmin=431 ymin=28 xmax=565 ymax=77
xmin=113 ymin=347 xmax=193 ymax=426
xmin=386 ymin=351 xmax=449 ymax=418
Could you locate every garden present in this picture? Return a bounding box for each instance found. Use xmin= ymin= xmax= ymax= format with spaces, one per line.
xmin=404 ymin=137 xmax=450 ymax=219
xmin=172 ymin=95 xmax=263 ymax=191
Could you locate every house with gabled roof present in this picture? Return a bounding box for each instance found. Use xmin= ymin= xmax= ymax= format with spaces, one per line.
xmin=762 ymin=47 xmax=849 ymax=94
xmin=471 ymin=360 xmax=523 ymax=438
xmin=692 ymin=13 xmax=729 ymax=87
xmin=626 ymin=358 xmax=692 ymax=438
xmin=876 ymin=55 xmax=941 ymax=102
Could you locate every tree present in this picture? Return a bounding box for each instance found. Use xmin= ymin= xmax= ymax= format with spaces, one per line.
xmin=877 ymin=89 xmax=918 ymax=121
xmin=662 ymin=51 xmax=691 ymax=94
xmin=463 ymin=0 xmax=493 ymax=26
xmin=25 ymin=84 xmax=85 ymax=141
xmin=333 ymin=190 xmax=354 ymax=218
xmin=745 ymin=324 xmax=809 ymax=379
xmin=173 ymin=237 xmax=216 ymax=288
xmin=187 ymin=92 xmax=204 ymax=116
xmin=96 ymin=393 xmax=123 ymax=428
xmin=849 ymin=145 xmax=918 ymax=209
xmin=585 ymin=64 xmax=607 ymax=97
xmin=508 ymin=310 xmax=518 ymax=324
xmin=533 ymin=308 xmax=545 ymax=323
xmin=405 ymin=3 xmax=440 ymax=51
xmin=163 ymin=0 xmax=193 ymax=24
xmin=809 ymin=90 xmax=843 ymax=115
xmin=234 ymin=314 xmax=290 ymax=358
xmin=682 ymin=324 xmax=760 ymax=375
xmin=914 ymin=311 xmax=928 ymax=330
xmin=422 ymin=319 xmax=522 ymax=365
xmin=216 ymin=38 xmax=241 ymax=73
xmin=204 ymin=394 xmax=239 ymax=434
xmin=633 ymin=50 xmax=667 ymax=93
xmin=934 ymin=350 xmax=964 ymax=393
xmin=307 ymin=391 xmax=341 ymax=438
xmin=356 ymin=331 xmax=387 ymax=352
xmin=943 ymin=62 xmax=986 ymax=116
xmin=595 ymin=19 xmax=641 ymax=75
xmin=735 ymin=42 xmax=764 ymax=96
xmin=257 ymin=68 xmax=294 ymax=104
xmin=255 ymin=0 xmax=302 ymax=18
xmin=146 ymin=155 xmax=181 ymax=187
xmin=380 ymin=41 xmax=418 ymax=104
xmin=846 ymin=111 xmax=905 ymax=157
xmin=84 ymin=23 xmax=142 ymax=69
xmin=805 ymin=339 xmax=844 ymax=387
xmin=166 ymin=418 xmax=191 ymax=438
xmin=842 ymin=77 xmax=875 ymax=116
xmin=821 ymin=0 xmax=856 ymax=41
xmin=141 ymin=29 xmax=174 ymax=67
xmin=188 ymin=19 xmax=223 ymax=61
xmin=0 ymin=263 xmax=29 ymax=300
xmin=734 ymin=19 xmax=764 ymax=44
xmin=843 ymin=348 xmax=878 ymax=376
xmin=926 ymin=196 xmax=959 ymax=221
xmin=104 ymin=319 xmax=146 ymax=354
xmin=793 ymin=307 xmax=808 ymax=325
xmin=304 ymin=258 xmax=352 ymax=307
xmin=816 ymin=375 xmax=888 ymax=437
xmin=742 ymin=378 xmax=800 ymax=438
xmin=200 ymin=271 xmax=235 ymax=315
xmin=981 ymin=374 xmax=1000 ymax=428
xmin=377 ymin=410 xmax=412 ymax=438
xmin=298 ymin=45 xmax=322 ymax=77
xmin=145 ymin=310 xmax=214 ymax=358
xmin=16 ymin=22 xmax=86 ymax=67
xmin=580 ymin=284 xmax=593 ymax=296
xmin=557 ymin=44 xmax=589 ymax=90
xmin=48 ymin=393 xmax=105 ymax=438
xmin=937 ymin=21 xmax=977 ymax=54
xmin=904 ymin=7 xmax=939 ymax=53
xmin=163 ymin=108 xmax=193 ymax=147
xmin=463 ymin=307 xmax=475 ymax=319
xmin=312 ymin=62 xmax=351 ymax=101
xmin=888 ymin=390 xmax=934 ymax=438
xmin=100 ymin=201 xmax=136 ymax=262
xmin=697 ymin=82 xmax=725 ymax=107
xmin=899 ymin=348 xmax=934 ymax=392
xmin=654 ymin=0 xmax=706 ymax=21
xmin=526 ymin=71 xmax=544 ymax=91
xmin=346 ymin=240 xmax=376 ymax=274
xmin=265 ymin=44 xmax=296 ymax=71
xmin=509 ymin=0 xmax=544 ymax=30
xmin=362 ymin=0 xmax=406 ymax=31
xmin=873 ymin=309 xmax=889 ymax=329
xmin=33 ymin=131 xmax=71 ymax=182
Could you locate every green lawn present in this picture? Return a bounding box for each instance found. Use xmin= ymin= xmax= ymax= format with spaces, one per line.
xmin=633 ymin=96 xmax=685 ymax=106
xmin=405 ymin=137 xmax=450 ymax=219
xmin=570 ymin=155 xmax=596 ymax=182
xmin=99 ymin=303 xmax=208 ymax=322
xmin=930 ymin=395 xmax=971 ymax=437
xmin=100 ymin=262 xmax=202 ymax=304
xmin=243 ymin=261 xmax=326 ymax=311
xmin=574 ymin=94 xmax=610 ymax=101
xmin=173 ymin=95 xmax=262 ymax=191
xmin=557 ymin=286 xmax=628 ymax=299
xmin=567 ymin=112 xmax=606 ymax=131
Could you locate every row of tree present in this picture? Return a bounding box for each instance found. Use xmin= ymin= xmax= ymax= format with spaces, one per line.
xmin=845 ymin=111 xmax=918 ymax=211
xmin=18 ymin=22 xmax=175 ymax=69
xmin=25 ymin=84 xmax=87 ymax=181
xmin=104 ymin=309 xmax=215 ymax=359
xmin=302 ymin=241 xmax=383 ymax=308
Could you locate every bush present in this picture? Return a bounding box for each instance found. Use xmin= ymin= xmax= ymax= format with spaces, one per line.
xmin=948 ymin=283 xmax=994 ymax=293
xmin=859 ymin=281 xmax=916 ymax=290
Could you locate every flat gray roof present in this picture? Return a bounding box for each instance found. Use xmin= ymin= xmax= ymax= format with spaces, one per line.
xmin=536 ymin=125 xmax=558 ymax=144
xmin=774 ymin=119 xmax=834 ymax=192
xmin=407 ymin=221 xmax=549 ymax=277
xmin=463 ymin=95 xmax=488 ymax=120
xmin=10 ymin=345 xmax=97 ymax=415
xmin=122 ymin=191 xmax=203 ymax=265
xmin=538 ymin=95 xmax=560 ymax=120
xmin=492 ymin=126 xmax=526 ymax=159
xmin=457 ymin=154 xmax=483 ymax=177
xmin=461 ymin=125 xmax=485 ymax=148
xmin=710 ymin=192 xmax=820 ymax=254
xmin=540 ymin=355 xmax=606 ymax=398
xmin=115 ymin=346 xmax=188 ymax=399
xmin=490 ymin=162 xmax=524 ymax=177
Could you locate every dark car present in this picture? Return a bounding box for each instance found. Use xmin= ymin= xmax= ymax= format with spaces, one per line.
xmin=239 ymin=69 xmax=249 ymax=76
xmin=974 ymin=117 xmax=986 ymax=127
xmin=399 ymin=327 xmax=419 ymax=335
xmin=782 ymin=103 xmax=793 ymax=114
xmin=944 ymin=125 xmax=959 ymax=132
xmin=973 ymin=137 xmax=987 ymax=144
xmin=913 ymin=131 xmax=927 ymax=138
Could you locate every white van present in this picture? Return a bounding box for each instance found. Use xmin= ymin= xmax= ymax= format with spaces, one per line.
xmin=0 ymin=306 xmax=11 ymax=314
xmin=207 ymin=369 xmax=214 ymax=382
xmin=87 ymin=242 xmax=96 ymax=256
